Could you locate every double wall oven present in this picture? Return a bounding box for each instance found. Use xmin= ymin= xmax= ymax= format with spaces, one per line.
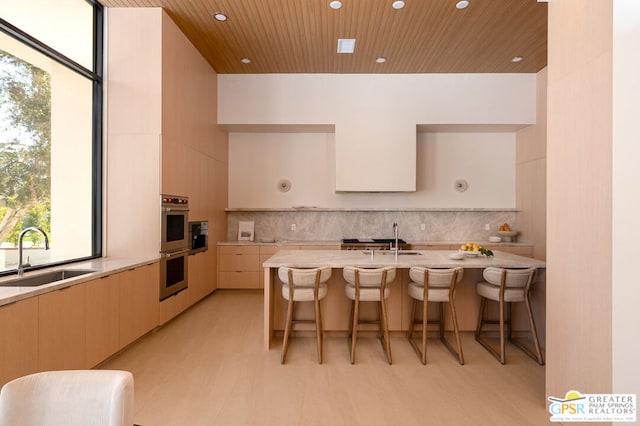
xmin=160 ymin=195 xmax=189 ymax=300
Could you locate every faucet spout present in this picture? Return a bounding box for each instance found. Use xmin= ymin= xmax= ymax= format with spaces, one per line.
xmin=392 ymin=222 xmax=399 ymax=260
xmin=393 ymin=222 xmax=399 ymax=248
xmin=17 ymin=227 xmax=50 ymax=277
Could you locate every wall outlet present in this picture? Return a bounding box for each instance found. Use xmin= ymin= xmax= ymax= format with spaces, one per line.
xmin=484 ymin=223 xmax=490 ymax=231
xmin=290 ymin=223 xmax=296 ymax=231
xmin=420 ymin=223 xmax=426 ymax=231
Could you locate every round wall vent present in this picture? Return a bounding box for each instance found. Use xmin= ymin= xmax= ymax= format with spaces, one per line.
xmin=454 ymin=179 xmax=468 ymax=192
xmin=277 ymin=179 xmax=291 ymax=192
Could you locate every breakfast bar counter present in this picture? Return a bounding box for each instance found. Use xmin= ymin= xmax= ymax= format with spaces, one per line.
xmin=262 ymin=249 xmax=546 ymax=350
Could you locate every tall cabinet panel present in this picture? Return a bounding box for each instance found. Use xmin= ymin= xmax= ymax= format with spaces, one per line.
xmin=86 ymin=274 xmax=121 ymax=367
xmin=119 ymin=264 xmax=159 ymax=348
xmin=38 ymin=285 xmax=87 ymax=370
xmin=106 ymin=8 xmax=227 ymax=320
xmin=0 ymin=298 xmax=38 ymax=385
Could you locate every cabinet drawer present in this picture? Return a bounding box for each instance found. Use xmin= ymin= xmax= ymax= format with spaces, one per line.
xmin=259 ymin=246 xmax=288 ymax=267
xmin=411 ymin=244 xmax=454 ymax=250
xmin=219 ymin=254 xmax=260 ymax=271
xmin=300 ymin=245 xmax=339 ymax=250
xmin=494 ymin=246 xmax=534 ymax=257
xmin=219 ymin=271 xmax=260 ymax=289
xmin=259 ymin=246 xmax=284 ymax=256
xmin=219 ymin=245 xmax=259 ymax=255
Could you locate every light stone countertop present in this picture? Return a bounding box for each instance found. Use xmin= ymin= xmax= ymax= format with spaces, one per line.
xmin=225 ymin=207 xmax=519 ymax=212
xmin=262 ymin=249 xmax=545 ymax=269
xmin=0 ymin=257 xmax=159 ymax=307
xmin=217 ymin=240 xmax=533 ymax=247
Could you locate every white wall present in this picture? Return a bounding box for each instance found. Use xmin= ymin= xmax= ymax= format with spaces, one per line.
xmin=220 ymin=73 xmax=535 ymax=193
xmin=229 ymin=131 xmax=515 ymax=208
xmin=612 ymin=0 xmax=640 ymax=397
xmin=218 ymin=74 xmax=536 ymax=125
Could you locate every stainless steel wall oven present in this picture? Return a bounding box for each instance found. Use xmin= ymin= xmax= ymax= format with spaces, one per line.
xmin=160 ymin=195 xmax=189 ymax=300
xmin=159 ymin=248 xmax=189 ymax=300
xmin=161 ymin=195 xmax=189 ymax=252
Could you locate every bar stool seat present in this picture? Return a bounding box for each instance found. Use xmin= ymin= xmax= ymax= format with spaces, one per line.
xmin=344 ymin=283 xmax=391 ymax=301
xmin=278 ymin=266 xmax=332 ymax=364
xmin=343 ymin=266 xmax=396 ymax=365
xmin=281 ymin=283 xmax=328 ymax=302
xmin=475 ymin=267 xmax=544 ymax=365
xmin=407 ymin=267 xmax=464 ymax=365
xmin=407 ymin=284 xmax=450 ymax=302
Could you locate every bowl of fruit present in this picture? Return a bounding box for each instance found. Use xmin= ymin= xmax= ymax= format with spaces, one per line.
xmin=459 ymin=242 xmax=493 ymax=257
xmin=459 ymin=242 xmax=481 ymax=256
xmin=498 ymin=223 xmax=518 ymax=242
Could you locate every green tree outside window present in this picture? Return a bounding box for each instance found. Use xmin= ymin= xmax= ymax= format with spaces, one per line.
xmin=0 ymin=50 xmax=51 ymax=247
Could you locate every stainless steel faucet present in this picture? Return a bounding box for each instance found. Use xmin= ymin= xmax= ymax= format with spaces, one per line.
xmin=17 ymin=227 xmax=50 ymax=276
xmin=392 ymin=222 xmax=399 ymax=260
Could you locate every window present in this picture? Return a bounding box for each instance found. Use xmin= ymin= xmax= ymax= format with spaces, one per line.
xmin=0 ymin=0 xmax=102 ymax=275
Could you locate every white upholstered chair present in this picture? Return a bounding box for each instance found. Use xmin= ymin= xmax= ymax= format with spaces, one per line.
xmin=407 ymin=266 xmax=465 ymax=365
xmin=278 ymin=266 xmax=333 ymax=364
xmin=0 ymin=370 xmax=134 ymax=426
xmin=342 ymin=266 xmax=396 ymax=364
xmin=475 ymin=267 xmax=544 ymax=365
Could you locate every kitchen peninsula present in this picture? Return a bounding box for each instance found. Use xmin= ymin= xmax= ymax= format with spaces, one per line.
xmin=262 ymin=249 xmax=546 ymax=350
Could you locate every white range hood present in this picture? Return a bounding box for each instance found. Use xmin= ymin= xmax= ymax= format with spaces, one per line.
xmin=335 ymin=121 xmax=416 ymax=192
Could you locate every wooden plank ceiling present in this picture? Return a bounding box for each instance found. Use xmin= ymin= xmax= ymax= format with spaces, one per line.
xmin=98 ymin=0 xmax=547 ymax=74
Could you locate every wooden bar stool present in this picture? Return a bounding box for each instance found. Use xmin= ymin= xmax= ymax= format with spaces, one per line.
xmin=342 ymin=266 xmax=396 ymax=364
xmin=475 ymin=267 xmax=544 ymax=365
xmin=407 ymin=266 xmax=465 ymax=365
xmin=278 ymin=266 xmax=332 ymax=364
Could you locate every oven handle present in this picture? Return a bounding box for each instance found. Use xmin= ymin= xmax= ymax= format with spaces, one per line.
xmin=162 ymin=248 xmax=190 ymax=258
xmin=162 ymin=206 xmax=189 ymax=212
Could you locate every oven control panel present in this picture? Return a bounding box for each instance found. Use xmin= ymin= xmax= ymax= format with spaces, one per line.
xmin=161 ymin=195 xmax=189 ymax=206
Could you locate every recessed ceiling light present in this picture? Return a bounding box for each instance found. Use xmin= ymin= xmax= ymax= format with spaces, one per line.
xmin=337 ymin=38 xmax=356 ymax=54
xmin=329 ymin=1 xmax=342 ymax=9
xmin=392 ymin=1 xmax=405 ymax=9
xmin=375 ymin=57 xmax=387 ymax=63
xmin=213 ymin=12 xmax=227 ymax=22
xmin=455 ymin=1 xmax=469 ymax=9
xmin=240 ymin=58 xmax=251 ymax=64
xmin=511 ymin=56 xmax=523 ymax=63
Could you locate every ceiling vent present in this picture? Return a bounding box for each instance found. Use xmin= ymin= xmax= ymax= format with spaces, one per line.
xmin=337 ymin=38 xmax=356 ymax=54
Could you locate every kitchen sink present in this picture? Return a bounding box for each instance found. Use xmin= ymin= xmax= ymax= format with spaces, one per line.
xmin=0 ymin=269 xmax=97 ymax=287
xmin=361 ymin=250 xmax=423 ymax=256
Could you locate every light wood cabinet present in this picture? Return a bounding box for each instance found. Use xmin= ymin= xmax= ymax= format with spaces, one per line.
xmin=0 ymin=298 xmax=38 ymax=386
xmin=487 ymin=245 xmax=534 ymax=257
xmin=299 ymin=245 xmax=340 ymax=250
xmin=0 ymin=262 xmax=160 ymax=388
xmin=39 ymin=284 xmax=87 ymax=371
xmin=410 ymin=244 xmax=534 ymax=257
xmin=187 ymin=251 xmax=209 ymax=304
xmin=86 ymin=274 xmax=121 ymax=367
xmin=218 ymin=245 xmax=261 ymax=289
xmin=410 ymin=244 xmax=455 ymax=250
xmin=119 ymin=263 xmax=159 ymax=348
xmin=258 ymin=246 xmax=302 ymax=289
xmin=158 ymin=287 xmax=190 ymax=325
xmin=219 ymin=244 xmax=340 ymax=289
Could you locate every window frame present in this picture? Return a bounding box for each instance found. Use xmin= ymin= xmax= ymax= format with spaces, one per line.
xmin=0 ymin=0 xmax=104 ymax=275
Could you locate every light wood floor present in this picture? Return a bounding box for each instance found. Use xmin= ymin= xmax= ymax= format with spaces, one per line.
xmin=100 ymin=291 xmax=549 ymax=425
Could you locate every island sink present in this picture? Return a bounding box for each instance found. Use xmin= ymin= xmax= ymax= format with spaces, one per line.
xmin=361 ymin=250 xmax=423 ymax=256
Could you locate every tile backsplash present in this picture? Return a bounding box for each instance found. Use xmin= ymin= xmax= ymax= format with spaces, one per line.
xmin=226 ymin=210 xmax=518 ymax=242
